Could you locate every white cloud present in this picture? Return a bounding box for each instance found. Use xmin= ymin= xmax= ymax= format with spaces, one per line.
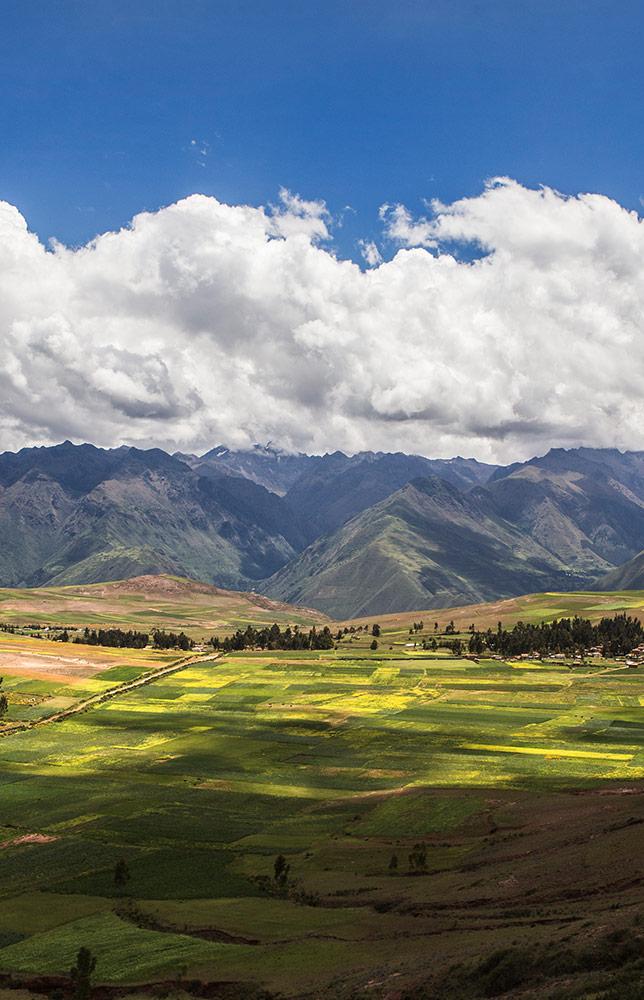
xmin=358 ymin=240 xmax=383 ymax=267
xmin=1 ymin=178 xmax=643 ymax=463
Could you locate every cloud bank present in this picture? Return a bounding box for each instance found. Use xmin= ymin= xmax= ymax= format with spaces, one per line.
xmin=1 ymin=178 xmax=643 ymax=462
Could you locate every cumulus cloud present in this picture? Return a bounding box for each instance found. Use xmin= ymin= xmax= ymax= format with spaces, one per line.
xmin=1 ymin=177 xmax=643 ymax=463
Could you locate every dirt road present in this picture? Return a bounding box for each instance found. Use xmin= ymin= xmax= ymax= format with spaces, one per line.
xmin=0 ymin=651 xmax=222 ymax=737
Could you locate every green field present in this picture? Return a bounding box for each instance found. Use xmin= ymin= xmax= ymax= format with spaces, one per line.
xmin=341 ymin=587 xmax=644 ymax=632
xmin=0 ymin=612 xmax=642 ymax=998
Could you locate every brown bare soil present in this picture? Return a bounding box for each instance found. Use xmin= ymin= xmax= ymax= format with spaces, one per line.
xmin=0 ymin=650 xmax=103 ymax=680
xmin=0 ymin=834 xmax=58 ymax=850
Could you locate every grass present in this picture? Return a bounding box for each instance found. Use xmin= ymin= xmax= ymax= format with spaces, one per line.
xmin=0 ymin=588 xmax=641 ymax=997
xmin=338 ymin=588 xmax=644 ymax=632
xmin=0 ymin=573 xmax=327 ymax=639
xmin=0 ymin=911 xmax=233 ymax=982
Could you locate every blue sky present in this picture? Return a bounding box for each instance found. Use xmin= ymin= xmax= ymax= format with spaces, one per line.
xmin=2 ymin=0 xmax=644 ymax=259
xmin=3 ymin=1 xmax=644 ymax=459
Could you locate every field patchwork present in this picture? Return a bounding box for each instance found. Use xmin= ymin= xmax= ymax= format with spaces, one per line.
xmin=0 ymin=632 xmax=641 ymax=995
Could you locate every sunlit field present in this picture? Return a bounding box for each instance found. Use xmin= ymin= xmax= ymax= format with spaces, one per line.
xmin=0 ymin=613 xmax=641 ymax=997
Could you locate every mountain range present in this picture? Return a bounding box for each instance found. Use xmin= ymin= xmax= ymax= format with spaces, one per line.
xmin=0 ymin=440 xmax=643 ymax=616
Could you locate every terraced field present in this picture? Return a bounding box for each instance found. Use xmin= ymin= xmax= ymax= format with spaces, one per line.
xmin=0 ymin=626 xmax=642 ymax=998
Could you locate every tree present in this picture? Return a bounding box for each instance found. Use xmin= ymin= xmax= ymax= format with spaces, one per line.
xmin=388 ymin=853 xmax=398 ymax=873
xmin=70 ymin=947 xmax=96 ymax=1000
xmin=274 ymin=853 xmax=290 ymax=887
xmin=469 ymin=632 xmax=485 ymax=655
xmin=408 ymin=843 xmax=427 ymax=873
xmin=371 ymin=623 xmax=381 ymax=637
xmin=114 ymin=858 xmax=130 ymax=888
xmin=370 ymin=639 xmax=378 ymax=650
xmin=0 ymin=677 xmax=7 ymax=717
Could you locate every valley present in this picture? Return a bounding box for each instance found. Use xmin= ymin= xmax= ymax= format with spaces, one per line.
xmin=0 ymin=577 xmax=641 ymax=998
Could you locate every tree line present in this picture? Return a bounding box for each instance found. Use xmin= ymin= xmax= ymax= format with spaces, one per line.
xmin=468 ymin=614 xmax=644 ymax=658
xmin=73 ymin=627 xmax=149 ymax=648
xmin=211 ymin=623 xmax=336 ymax=652
xmin=54 ymin=627 xmax=193 ymax=650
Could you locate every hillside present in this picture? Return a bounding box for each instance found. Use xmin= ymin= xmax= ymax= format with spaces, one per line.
xmin=0 ymin=443 xmax=307 ymax=590
xmin=479 ymin=447 xmax=644 ymax=574
xmin=2 ymin=442 xmax=644 ymax=617
xmin=0 ymin=589 xmax=641 ymax=999
xmin=335 ymin=587 xmax=644 ymax=632
xmin=284 ymin=450 xmax=497 ymax=535
xmin=598 ymin=549 xmax=644 ymax=590
xmin=0 ymin=573 xmax=327 ymax=636
xmin=263 ymin=477 xmax=579 ymax=617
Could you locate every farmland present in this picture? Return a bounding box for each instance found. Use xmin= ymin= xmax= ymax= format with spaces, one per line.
xmin=339 ymin=587 xmax=644 ymax=633
xmin=0 ymin=574 xmax=328 ymax=639
xmin=0 ymin=582 xmax=642 ymax=998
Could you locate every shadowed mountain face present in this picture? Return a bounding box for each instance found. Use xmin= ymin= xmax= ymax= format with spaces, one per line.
xmin=598 ymin=549 xmax=644 ymax=590
xmin=0 ymin=443 xmax=307 ymax=589
xmin=284 ymin=452 xmax=498 ymax=536
xmin=1 ymin=442 xmax=644 ymax=614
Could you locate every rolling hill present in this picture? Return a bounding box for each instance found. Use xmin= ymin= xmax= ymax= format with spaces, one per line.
xmin=0 ymin=572 xmax=327 ymax=636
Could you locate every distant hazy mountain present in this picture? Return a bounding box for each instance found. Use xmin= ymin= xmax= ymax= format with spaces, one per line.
xmin=1 ymin=441 xmax=643 ymax=615
xmin=263 ymin=476 xmax=583 ymax=618
xmin=478 ymin=448 xmax=644 ymax=576
xmin=597 ymin=550 xmax=644 ymax=590
xmin=285 ymin=452 xmax=497 ymax=536
xmin=176 ymin=444 xmax=318 ymax=496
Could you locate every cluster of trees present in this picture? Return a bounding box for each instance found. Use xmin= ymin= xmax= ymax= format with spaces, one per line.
xmin=419 ymin=636 xmax=464 ymax=654
xmin=151 ymin=630 xmax=193 ymax=651
xmin=468 ymin=614 xmax=644 ymax=658
xmin=335 ymin=623 xmax=380 ymax=637
xmin=211 ymin=623 xmax=335 ymax=652
xmin=74 ymin=627 xmax=149 ymax=649
xmin=52 ymin=626 xmax=192 ymax=650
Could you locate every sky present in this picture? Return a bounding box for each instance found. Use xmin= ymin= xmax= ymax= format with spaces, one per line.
xmin=1 ymin=1 xmax=644 ymax=461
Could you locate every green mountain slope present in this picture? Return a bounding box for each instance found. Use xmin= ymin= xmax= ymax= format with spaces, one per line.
xmin=263 ymin=477 xmax=579 ymax=617
xmin=0 ymin=443 xmax=307 ymax=589
xmin=284 ymin=451 xmax=497 ymax=535
xmin=597 ymin=549 xmax=644 ymax=590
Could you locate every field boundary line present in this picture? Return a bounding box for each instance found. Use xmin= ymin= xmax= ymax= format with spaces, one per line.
xmin=0 ymin=651 xmax=223 ymax=738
